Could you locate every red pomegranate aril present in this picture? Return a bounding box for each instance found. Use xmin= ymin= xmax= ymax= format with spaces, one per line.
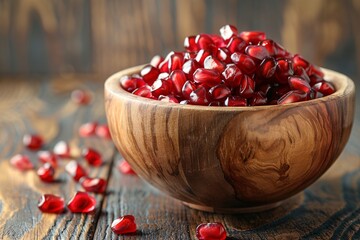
xmin=195 ymin=34 xmax=215 ymax=51
xmin=111 ymin=215 xmax=137 ymax=235
xmin=220 ymin=24 xmax=238 ymax=42
xmin=79 ymin=122 xmax=98 ymax=137
xmin=71 ymin=89 xmax=91 ymax=105
xmin=38 ymin=151 xmax=58 ymax=168
xmin=193 ymin=68 xmax=221 ymax=85
xmin=239 ymin=75 xmax=256 ymax=98
xmin=210 ymin=34 xmax=226 ymax=48
xmin=168 ymin=53 xmax=184 ymax=71
xmin=184 ymin=36 xmax=199 ymax=52
xmin=216 ymin=47 xmax=232 ymax=63
xmin=67 ymin=191 xmax=96 ymax=213
xmin=309 ymin=74 xmax=323 ymax=86
xmin=96 ymin=124 xmax=112 ymax=140
xmin=37 ymin=163 xmax=55 ymax=182
xmin=140 ymin=65 xmax=160 ymax=85
xmin=209 ymin=84 xmax=231 ymax=100
xmin=288 ymin=76 xmax=311 ymax=93
xmin=38 ymin=194 xmax=65 ymax=214
xmin=249 ymin=92 xmax=268 ymax=106
xmin=293 ymin=54 xmax=310 ymax=71
xmin=80 ymin=177 xmax=107 ymax=194
xmin=65 ymin=160 xmax=87 ymax=182
xmin=226 ymin=36 xmax=247 ymax=53
xmin=260 ymin=39 xmax=290 ymax=57
xmin=312 ymin=81 xmax=335 ymax=95
xmin=195 ymin=50 xmax=212 ymax=66
xmin=239 ymin=31 xmax=266 ymax=44
xmin=23 ymin=134 xmax=43 ymax=150
xmin=222 ymin=64 xmax=243 ymax=88
xmin=203 ymin=56 xmax=226 ymax=73
xmin=275 ymin=59 xmax=294 ymax=84
xmin=82 ymin=148 xmax=103 ymax=166
xmin=184 ymin=52 xmax=197 ymax=60
xmin=132 ymin=85 xmax=153 ymax=99
xmin=189 ymin=86 xmax=209 ymax=105
xmin=230 ymin=52 xmax=257 ymax=75
xmin=150 ymin=55 xmax=164 ymax=68
xmin=119 ymin=75 xmax=137 ymax=92
xmin=118 ymin=159 xmax=137 ymax=175
xmin=53 ymin=141 xmax=71 ymax=158
xmin=225 ymin=96 xmax=247 ymax=106
xmin=151 ymin=79 xmax=173 ymax=97
xmin=257 ymin=57 xmax=277 ymax=79
xmin=169 ymin=70 xmax=187 ymax=95
xmin=308 ymin=65 xmax=324 ymax=77
xmin=159 ymin=59 xmax=169 ymax=73
xmin=182 ymin=59 xmax=200 ymax=80
xmin=10 ymin=154 xmax=33 ymax=171
xmin=182 ymin=80 xmax=197 ymax=99
xmin=196 ymin=222 xmax=227 ymax=240
xmin=159 ymin=95 xmax=179 ymax=103
xmin=278 ymin=90 xmax=307 ymax=104
xmin=245 ymin=45 xmax=270 ymax=60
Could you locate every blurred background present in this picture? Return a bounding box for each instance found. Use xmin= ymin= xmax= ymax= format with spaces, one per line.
xmin=0 ymin=0 xmax=359 ymax=82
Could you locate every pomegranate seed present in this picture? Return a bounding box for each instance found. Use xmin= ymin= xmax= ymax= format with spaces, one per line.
xmin=82 ymin=148 xmax=103 ymax=166
xmin=182 ymin=80 xmax=197 ymax=99
xmin=53 ymin=141 xmax=71 ymax=158
xmin=140 ymin=65 xmax=160 ymax=85
xmin=219 ymin=24 xmax=238 ymax=42
xmin=38 ymin=194 xmax=65 ymax=214
xmin=222 ymin=64 xmax=243 ymax=87
xmin=288 ymin=76 xmax=311 ymax=93
xmin=80 ymin=177 xmax=107 ymax=194
xmin=189 ymin=86 xmax=209 ymax=105
xmin=37 ymin=163 xmax=55 ymax=182
xmin=193 ymin=68 xmax=221 ymax=85
xmin=168 ymin=53 xmax=184 ymax=71
xmin=239 ymin=75 xmax=255 ymax=98
xmin=216 ymin=47 xmax=231 ymax=63
xmin=260 ymin=39 xmax=290 ymax=58
xmin=151 ymin=79 xmax=173 ymax=97
xmin=182 ymin=59 xmax=200 ymax=80
xmin=275 ymin=59 xmax=293 ymax=84
xmin=293 ymin=54 xmax=310 ymax=71
xmin=226 ymin=36 xmax=247 ymax=53
xmin=79 ymin=122 xmax=98 ymax=137
xmin=196 ymin=222 xmax=227 ymax=240
xmin=118 ymin=160 xmax=137 ymax=175
xmin=96 ymin=124 xmax=112 ymax=140
xmin=10 ymin=154 xmax=33 ymax=171
xmin=184 ymin=36 xmax=199 ymax=52
xmin=210 ymin=34 xmax=226 ymax=48
xmin=195 ymin=50 xmax=212 ymax=66
xmin=158 ymin=59 xmax=169 ymax=73
xmin=71 ymin=89 xmax=91 ymax=105
xmin=195 ymin=34 xmax=215 ymax=51
xmin=230 ymin=52 xmax=257 ymax=75
xmin=159 ymin=95 xmax=179 ymax=103
xmin=249 ymin=92 xmax=268 ymax=106
xmin=209 ymin=84 xmax=231 ymax=100
xmin=239 ymin=31 xmax=266 ymax=44
xmin=278 ymin=90 xmax=307 ymax=104
xmin=245 ymin=45 xmax=270 ymax=60
xmin=184 ymin=52 xmax=197 ymax=60
xmin=67 ymin=191 xmax=96 ymax=213
xmin=309 ymin=74 xmax=323 ymax=86
xmin=312 ymin=81 xmax=336 ymax=96
xmin=308 ymin=65 xmax=324 ymax=77
xmin=23 ymin=134 xmax=43 ymax=150
xmin=257 ymin=57 xmax=277 ymax=79
xmin=111 ymin=215 xmax=137 ymax=235
xmin=224 ymin=96 xmax=247 ymax=106
xmin=38 ymin=151 xmax=58 ymax=168
xmin=169 ymin=70 xmax=186 ymax=96
xmin=132 ymin=85 xmax=153 ymax=99
xmin=119 ymin=75 xmax=145 ymax=92
xmin=65 ymin=160 xmax=87 ymax=182
xmin=150 ymin=55 xmax=164 ymax=68
xmin=203 ymin=56 xmax=226 ymax=73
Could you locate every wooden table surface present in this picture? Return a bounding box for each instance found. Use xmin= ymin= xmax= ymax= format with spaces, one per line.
xmin=0 ymin=75 xmax=359 ymax=240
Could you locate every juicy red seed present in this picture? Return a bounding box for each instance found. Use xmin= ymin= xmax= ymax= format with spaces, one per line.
xmin=239 ymin=75 xmax=255 ymax=98
xmin=245 ymin=45 xmax=270 ymax=60
xmin=275 ymin=59 xmax=293 ymax=84
xmin=195 ymin=34 xmax=215 ymax=51
xmin=257 ymin=57 xmax=277 ymax=79
xmin=222 ymin=64 xmax=243 ymax=88
xmin=278 ymin=90 xmax=307 ymax=104
xmin=182 ymin=80 xmax=197 ymax=99
xmin=196 ymin=222 xmax=227 ymax=240
xmin=82 ymin=148 xmax=103 ymax=166
xmin=151 ymin=79 xmax=173 ymax=97
xmin=288 ymin=76 xmax=311 ymax=93
xmin=23 ymin=134 xmax=43 ymax=150
xmin=216 ymin=47 xmax=232 ymax=63
xmin=159 ymin=95 xmax=179 ymax=103
xmin=195 ymin=50 xmax=212 ymax=66
xmin=312 ymin=81 xmax=336 ymax=95
xmin=259 ymin=39 xmax=277 ymax=56
xmin=37 ymin=163 xmax=55 ymax=182
xmin=184 ymin=36 xmax=199 ymax=52
xmin=53 ymin=141 xmax=71 ymax=158
xmin=111 ymin=215 xmax=137 ymax=235
xmin=80 ymin=177 xmax=107 ymax=194
xmin=184 ymin=52 xmax=197 ymax=60
xmin=79 ymin=122 xmax=98 ymax=137
xmin=293 ymin=54 xmax=310 ymax=71
xmin=203 ymin=56 xmax=226 ymax=73
xmin=169 ymin=70 xmax=187 ymax=96
xmin=189 ymin=86 xmax=209 ymax=105
xmin=71 ymin=89 xmax=91 ymax=105
xmin=308 ymin=65 xmax=324 ymax=77
xmin=67 ymin=191 xmax=96 ymax=213
xmin=230 ymin=52 xmax=257 ymax=75
xmin=309 ymin=74 xmax=323 ymax=86
xmin=249 ymin=92 xmax=268 ymax=106
xmin=209 ymin=84 xmax=231 ymax=100
xmin=210 ymin=34 xmax=226 ymax=48
xmin=219 ymin=24 xmax=238 ymax=42
xmin=118 ymin=159 xmax=137 ymax=175
xmin=119 ymin=75 xmax=145 ymax=92
xmin=159 ymin=59 xmax=169 ymax=73
xmin=10 ymin=154 xmax=33 ymax=171
xmin=65 ymin=160 xmax=88 ymax=182
xmin=226 ymin=36 xmax=247 ymax=53
xmin=38 ymin=151 xmax=58 ymax=168
xmin=38 ymin=194 xmax=65 ymax=214
xmin=193 ymin=68 xmax=221 ymax=85
xmin=96 ymin=124 xmax=112 ymax=140
xmin=224 ymin=96 xmax=247 ymax=106
xmin=132 ymin=86 xmax=153 ymax=99
xmin=239 ymin=31 xmax=266 ymax=44
xmin=168 ymin=53 xmax=184 ymax=72
xmin=140 ymin=65 xmax=160 ymax=85
xmin=182 ymin=59 xmax=200 ymax=80
xmin=150 ymin=55 xmax=164 ymax=68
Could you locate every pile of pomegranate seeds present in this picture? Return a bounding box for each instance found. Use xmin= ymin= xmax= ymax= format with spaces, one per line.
xmin=111 ymin=215 xmax=137 ymax=235
xmin=196 ymin=222 xmax=227 ymax=240
xmin=120 ymin=25 xmax=335 ymax=106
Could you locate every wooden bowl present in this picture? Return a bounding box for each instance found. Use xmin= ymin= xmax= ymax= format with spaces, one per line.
xmin=105 ymin=65 xmax=355 ymax=213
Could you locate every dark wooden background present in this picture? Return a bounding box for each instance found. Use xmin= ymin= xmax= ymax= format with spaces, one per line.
xmin=0 ymin=0 xmax=359 ymax=82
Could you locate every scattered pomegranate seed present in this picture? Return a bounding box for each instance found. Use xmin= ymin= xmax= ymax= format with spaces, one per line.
xmin=82 ymin=148 xmax=103 ymax=166
xmin=10 ymin=154 xmax=33 ymax=171
xmin=95 ymin=124 xmax=112 ymax=140
xmin=111 ymin=215 xmax=137 ymax=235
xmin=38 ymin=151 xmax=58 ymax=168
xmin=80 ymin=177 xmax=107 ymax=194
xmin=182 ymin=80 xmax=197 ymax=100
xmin=182 ymin=60 xmax=200 ymax=81
xmin=79 ymin=122 xmax=98 ymax=137
xmin=67 ymin=191 xmax=96 ymax=213
xmin=151 ymin=79 xmax=173 ymax=97
xmin=196 ymin=222 xmax=227 ymax=240
xmin=239 ymin=75 xmax=255 ymax=98
xmin=257 ymin=57 xmax=276 ymax=79
xmin=37 ymin=163 xmax=55 ymax=182
xmin=71 ymin=89 xmax=91 ymax=105
xmin=53 ymin=141 xmax=71 ymax=158
xmin=118 ymin=160 xmax=136 ymax=175
xmin=65 ymin=160 xmax=88 ymax=182
xmin=38 ymin=194 xmax=65 ymax=214
xmin=23 ymin=134 xmax=43 ymax=150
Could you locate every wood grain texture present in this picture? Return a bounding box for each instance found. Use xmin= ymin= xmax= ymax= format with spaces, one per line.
xmin=104 ymin=66 xmax=355 ymax=212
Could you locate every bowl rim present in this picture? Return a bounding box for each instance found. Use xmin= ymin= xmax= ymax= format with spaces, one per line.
xmin=105 ymin=65 xmax=355 ymax=112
